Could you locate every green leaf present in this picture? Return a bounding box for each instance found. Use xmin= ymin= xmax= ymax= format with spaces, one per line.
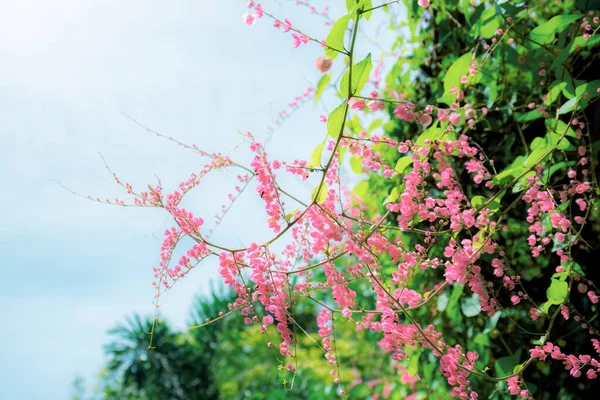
xmin=544 ymin=81 xmax=567 ymax=105
xmin=545 ymin=131 xmax=575 ymax=151
xmin=473 ymin=333 xmax=491 ymax=347
xmin=543 ymin=120 xmax=576 ymax=151
xmin=325 ymin=15 xmax=351 ymax=59
xmin=346 ymin=114 xmax=362 ymax=135
xmin=284 ymin=209 xmax=299 ymax=222
xmin=368 ymin=119 xmax=382 ymax=132
xmin=472 ymin=229 xmax=488 ymax=249
xmin=470 ymin=6 xmax=501 ymax=39
xmin=529 ymin=15 xmax=581 ymax=46
xmin=446 ymin=284 xmax=464 ymax=324
xmin=362 ymin=0 xmax=373 ymax=20
xmin=559 ymin=80 xmax=600 ymax=114
xmin=542 ymin=161 xmax=575 ymax=181
xmin=558 ymin=97 xmax=578 ymax=114
xmin=540 ymin=301 xmax=552 ymax=314
xmin=552 ymin=235 xmax=574 ymax=252
xmin=394 ymin=156 xmax=413 ymax=174
xmin=416 ymin=126 xmax=444 ymax=146
xmin=525 ymin=146 xmax=551 ymax=168
xmin=495 ymin=350 xmax=521 ymax=377
xmin=346 ymin=0 xmax=373 ymax=19
xmin=437 ymin=291 xmax=449 ymax=312
xmin=353 ymin=180 xmax=369 ymax=197
xmin=471 ymin=195 xmax=502 ymax=212
xmin=572 ymin=262 xmax=585 ymax=277
xmin=308 ymin=141 xmax=325 ymax=168
xmin=515 ymin=109 xmax=543 ymax=122
xmin=492 ymin=167 xmax=527 ymax=185
xmin=314 ymin=74 xmax=330 ymax=105
xmin=444 ymin=52 xmax=472 ymax=92
xmin=383 ymin=186 xmax=400 ymax=205
xmin=327 ymin=102 xmax=347 ymax=138
xmin=460 ymin=294 xmax=482 ymax=317
xmin=547 ymin=278 xmax=568 ymax=304
xmin=512 ymin=171 xmax=536 ymax=193
xmin=530 ymin=136 xmax=546 ymax=151
xmin=566 ymin=30 xmax=600 ymax=53
xmin=576 ymin=0 xmax=600 ymax=11
xmin=437 ymin=91 xmax=456 ymax=106
xmin=350 ymin=155 xmax=363 ymax=174
xmin=546 ymin=119 xmax=578 ymax=138
xmin=312 ymin=183 xmax=328 ymax=204
xmin=340 ymin=53 xmax=372 ymax=96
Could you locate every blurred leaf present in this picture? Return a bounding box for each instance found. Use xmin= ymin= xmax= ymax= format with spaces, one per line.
xmin=547 ymin=279 xmax=568 ymax=305
xmin=461 ymin=294 xmax=482 ymax=317
xmin=446 ymin=284 xmax=464 ymax=324
xmin=340 ymin=53 xmax=372 ymax=96
xmin=325 ymin=15 xmax=351 ymax=59
xmin=312 ymin=183 xmax=329 ymax=204
xmin=394 ymin=156 xmax=413 ymax=174
xmin=327 ymin=102 xmax=347 ymax=138
xmin=529 ymin=15 xmax=581 ymax=46
xmin=309 ymin=141 xmax=325 ymax=168
xmin=444 ymin=53 xmax=472 ymax=92
xmin=314 ymin=74 xmax=330 ymax=105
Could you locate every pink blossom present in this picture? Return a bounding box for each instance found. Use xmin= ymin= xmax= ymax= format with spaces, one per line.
xmin=449 ymin=112 xmax=461 ymax=125
xmin=242 ymin=13 xmax=256 ymax=26
xmin=315 ymin=56 xmax=333 ymax=72
xmin=420 ymin=113 xmax=433 ymax=126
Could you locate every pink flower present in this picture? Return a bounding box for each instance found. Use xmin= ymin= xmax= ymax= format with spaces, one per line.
xmin=587 ymin=369 xmax=598 ymax=379
xmin=283 ymin=18 xmax=292 ymax=32
xmin=507 ymin=376 xmax=521 ymax=395
xmin=348 ymin=98 xmax=366 ymax=110
xmin=420 ymin=114 xmax=433 ymax=126
xmin=242 ymin=13 xmax=256 ymax=26
xmin=530 ymin=346 xmax=547 ymax=361
xmin=418 ymin=0 xmax=430 ymax=8
xmin=575 ymin=198 xmax=587 ymax=211
xmin=449 ymin=112 xmax=461 ymax=126
xmin=394 ymin=105 xmax=415 ymax=122
xmin=560 ymin=305 xmax=570 ymax=320
xmin=368 ymin=100 xmax=385 ymax=111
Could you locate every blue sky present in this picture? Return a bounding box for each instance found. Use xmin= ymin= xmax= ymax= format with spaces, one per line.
xmin=0 ymin=1 xmax=398 ymax=398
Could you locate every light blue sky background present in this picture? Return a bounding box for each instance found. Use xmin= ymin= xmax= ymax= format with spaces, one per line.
xmin=0 ymin=1 xmax=398 ymax=398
